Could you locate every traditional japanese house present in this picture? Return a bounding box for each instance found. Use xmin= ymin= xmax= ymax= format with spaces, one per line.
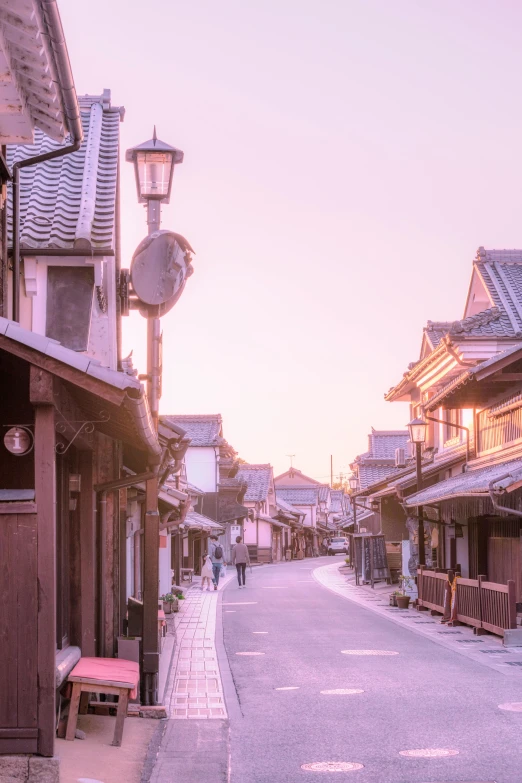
xmin=274 ymin=496 xmax=306 ymax=557
xmin=237 ymin=463 xmax=289 ymax=563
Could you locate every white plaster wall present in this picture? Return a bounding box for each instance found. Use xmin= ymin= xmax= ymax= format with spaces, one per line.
xmin=184 ymin=447 xmax=216 ymax=492
xmin=243 ymin=519 xmax=257 ymax=544
xmin=258 ymin=520 xmax=272 ymax=547
xmin=22 ymin=255 xmax=117 ymax=369
xmin=126 ymin=536 xmax=133 ymax=601
xmin=158 ymin=532 xmax=171 ymax=596
xmin=456 ymin=527 xmax=469 ymax=578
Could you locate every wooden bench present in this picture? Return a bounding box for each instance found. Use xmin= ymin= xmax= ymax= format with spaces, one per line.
xmin=180 ymin=567 xmax=194 ymax=583
xmin=66 ymin=657 xmax=139 ymax=747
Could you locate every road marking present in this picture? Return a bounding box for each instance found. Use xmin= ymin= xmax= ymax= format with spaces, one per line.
xmin=225 ymin=610 xmax=236 ymax=613
xmin=301 ymin=762 xmax=363 ymax=772
xmin=341 ymin=650 xmax=399 ymax=656
xmin=252 ymin=631 xmax=268 ymax=634
xmin=399 ymin=748 xmax=459 ymax=758
xmin=275 ymin=686 xmax=300 ymax=690
xmin=262 ymin=586 xmax=288 ymax=589
xmin=498 ymin=702 xmax=522 ymax=711
xmin=320 ymin=689 xmax=364 ymax=695
xmin=297 ymin=580 xmax=316 ymax=583
xmin=236 ymin=652 xmax=265 ymax=656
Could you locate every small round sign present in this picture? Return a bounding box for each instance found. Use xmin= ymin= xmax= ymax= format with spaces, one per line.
xmin=4 ymin=427 xmax=32 ymax=456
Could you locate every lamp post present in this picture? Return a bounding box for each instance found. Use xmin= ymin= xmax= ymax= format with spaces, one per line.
xmin=407 ymin=417 xmax=428 ymax=567
xmin=125 ymin=129 xmax=185 ymax=705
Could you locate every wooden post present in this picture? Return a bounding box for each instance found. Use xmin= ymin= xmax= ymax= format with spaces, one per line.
xmin=31 ymin=367 xmax=56 ymax=757
xmin=143 ymin=476 xmax=159 ymax=703
xmin=79 ymin=451 xmax=96 ymax=656
xmin=507 ymin=579 xmax=517 ymax=630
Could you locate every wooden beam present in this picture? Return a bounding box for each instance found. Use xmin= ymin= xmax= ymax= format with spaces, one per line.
xmin=490 ymin=373 xmax=522 ymax=382
xmin=142 ymin=477 xmax=159 ymax=681
xmin=0 ymin=334 xmax=125 ymax=407
xmin=79 ymin=452 xmax=96 ymax=656
xmin=35 ymin=402 xmax=56 ymax=757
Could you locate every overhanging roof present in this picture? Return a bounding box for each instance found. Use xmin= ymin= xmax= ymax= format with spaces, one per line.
xmin=404 ymin=457 xmax=522 ymax=506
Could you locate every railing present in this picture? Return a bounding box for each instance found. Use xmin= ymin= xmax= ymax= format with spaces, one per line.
xmin=477 ymin=400 xmax=522 ymax=453
xmin=416 ymin=569 xmax=448 ymax=613
xmin=418 ymin=568 xmax=517 ymax=637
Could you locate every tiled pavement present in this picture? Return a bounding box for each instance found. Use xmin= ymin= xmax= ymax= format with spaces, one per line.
xmin=314 ymin=562 xmax=522 ymax=676
xmin=164 ymin=588 xmax=228 ymax=720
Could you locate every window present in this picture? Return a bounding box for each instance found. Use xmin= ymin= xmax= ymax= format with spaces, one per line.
xmin=443 ymin=409 xmax=460 ymax=443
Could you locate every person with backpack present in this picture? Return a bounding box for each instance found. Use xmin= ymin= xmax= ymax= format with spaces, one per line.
xmin=208 ymin=535 xmax=224 ymax=590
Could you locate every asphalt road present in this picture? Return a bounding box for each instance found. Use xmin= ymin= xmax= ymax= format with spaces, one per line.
xmin=220 ymin=556 xmax=522 ymax=783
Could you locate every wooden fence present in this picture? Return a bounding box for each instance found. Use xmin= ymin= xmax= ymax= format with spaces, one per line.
xmin=417 ymin=568 xmax=517 ymax=637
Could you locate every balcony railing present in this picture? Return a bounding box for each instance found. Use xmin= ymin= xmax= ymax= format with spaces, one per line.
xmin=477 ymin=397 xmax=522 ymax=454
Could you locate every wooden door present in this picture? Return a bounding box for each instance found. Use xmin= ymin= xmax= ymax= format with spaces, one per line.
xmin=0 ymin=512 xmax=38 ymax=754
xmin=488 ymin=537 xmax=522 ymax=601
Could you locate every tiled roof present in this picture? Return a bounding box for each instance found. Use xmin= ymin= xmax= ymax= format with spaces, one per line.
xmin=329 ymin=490 xmax=343 ymax=513
xmin=276 ymin=487 xmax=318 ymax=505
xmin=317 ymin=484 xmax=329 ymax=502
xmin=424 ymin=306 xmax=509 ymax=346
xmin=474 ymin=248 xmax=522 ymax=336
xmin=404 ymin=457 xmax=522 ymax=506
xmin=185 ymin=511 xmax=223 ymax=532
xmin=367 ymin=429 xmax=410 ymax=459
xmin=7 ymin=91 xmax=123 ymax=250
xmin=358 ymin=463 xmax=400 ymax=488
xmin=162 ymin=415 xmax=223 ymax=447
xmin=236 ymin=464 xmax=273 ymax=502
xmin=0 ymin=0 xmax=73 ymax=143
xmin=276 ymin=497 xmax=304 ymax=517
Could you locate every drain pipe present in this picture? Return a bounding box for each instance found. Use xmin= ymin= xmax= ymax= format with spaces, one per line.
xmin=11 ymin=0 xmax=83 ymax=321
xmin=489 ymin=474 xmax=522 ymax=519
xmin=423 ymin=414 xmax=471 ymax=468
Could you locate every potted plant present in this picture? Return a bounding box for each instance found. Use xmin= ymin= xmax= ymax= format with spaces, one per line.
xmin=396 ymin=575 xmax=415 ymax=609
xmin=160 ymin=593 xmax=176 ymax=614
xmin=390 ymin=591 xmax=400 ymax=607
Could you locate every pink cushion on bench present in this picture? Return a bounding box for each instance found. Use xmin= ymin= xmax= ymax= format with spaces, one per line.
xmin=69 ymin=657 xmax=140 ymax=699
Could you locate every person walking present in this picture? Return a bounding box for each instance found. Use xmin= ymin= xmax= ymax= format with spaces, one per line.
xmin=208 ymin=535 xmax=224 ymax=591
xmin=200 ymin=554 xmax=214 ymax=591
xmin=232 ymin=535 xmax=250 ymax=588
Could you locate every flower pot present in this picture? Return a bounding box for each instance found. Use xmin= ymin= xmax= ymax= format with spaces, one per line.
xmin=162 ymin=601 xmax=173 ymax=614
xmin=389 ymin=594 xmax=398 ymax=607
xmin=396 ymin=595 xmax=411 ymax=610
xmin=171 ymin=598 xmax=179 ymax=612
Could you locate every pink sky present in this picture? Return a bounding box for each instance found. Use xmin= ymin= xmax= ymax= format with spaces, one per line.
xmin=59 ymin=0 xmax=522 ymax=481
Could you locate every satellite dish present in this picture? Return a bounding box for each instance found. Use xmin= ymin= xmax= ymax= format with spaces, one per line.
xmin=130 ymin=230 xmax=194 ymax=313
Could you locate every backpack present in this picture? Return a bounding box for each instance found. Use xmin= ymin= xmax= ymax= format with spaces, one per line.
xmin=214 ymin=545 xmax=223 ymax=560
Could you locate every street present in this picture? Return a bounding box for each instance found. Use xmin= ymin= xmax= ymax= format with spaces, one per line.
xmin=220 ymin=557 xmax=522 ymax=783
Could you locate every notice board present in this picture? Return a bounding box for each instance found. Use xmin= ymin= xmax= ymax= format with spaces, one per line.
xmin=353 ymin=534 xmax=390 ymax=587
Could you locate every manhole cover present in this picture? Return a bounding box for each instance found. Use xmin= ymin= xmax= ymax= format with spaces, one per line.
xmin=236 ymin=652 xmax=265 ymax=656
xmin=499 ymin=702 xmax=522 ymax=711
xmin=399 ymin=748 xmax=459 ymax=758
xmin=341 ymin=649 xmax=399 ymax=656
xmin=504 ymin=661 xmax=522 ymax=667
xmin=456 ymin=639 xmax=484 ymax=644
xmin=320 ymin=689 xmax=364 ymax=695
xmin=301 ymin=762 xmax=364 ymax=772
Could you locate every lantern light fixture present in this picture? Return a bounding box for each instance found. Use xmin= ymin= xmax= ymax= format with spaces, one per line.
xmin=407 ymin=417 xmax=428 ymax=444
xmin=125 ymin=127 xmax=184 ymax=205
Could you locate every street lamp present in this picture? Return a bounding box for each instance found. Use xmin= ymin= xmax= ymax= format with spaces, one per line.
xmin=126 ymin=127 xmax=184 ymax=232
xmin=407 ymin=417 xmax=428 ymax=567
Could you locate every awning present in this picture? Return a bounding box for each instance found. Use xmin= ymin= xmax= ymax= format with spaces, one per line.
xmin=404 ymin=457 xmax=522 ymax=507
xmin=269 ymin=518 xmax=291 ymax=530
xmin=364 ymin=446 xmax=468 ymax=500
xmin=182 ymin=511 xmax=224 ymax=533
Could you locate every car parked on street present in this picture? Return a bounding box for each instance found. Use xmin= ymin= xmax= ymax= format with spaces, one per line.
xmin=327 ymin=536 xmax=350 ymax=555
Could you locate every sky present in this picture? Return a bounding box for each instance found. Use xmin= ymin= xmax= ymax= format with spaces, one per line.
xmin=58 ymin=0 xmax=522 ymax=481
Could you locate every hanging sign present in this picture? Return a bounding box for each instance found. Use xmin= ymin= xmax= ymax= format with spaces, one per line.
xmin=4 ymin=426 xmax=33 ymax=456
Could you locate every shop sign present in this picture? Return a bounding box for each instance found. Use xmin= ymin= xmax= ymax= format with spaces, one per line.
xmin=4 ymin=426 xmax=33 ymax=456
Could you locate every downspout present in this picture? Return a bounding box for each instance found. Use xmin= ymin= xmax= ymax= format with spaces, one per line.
xmin=444 ymin=340 xmax=476 ymax=368
xmin=424 ymin=413 xmax=471 ymax=468
xmin=489 ymin=474 xmax=522 ymax=519
xmin=12 ymin=0 xmax=83 ymax=322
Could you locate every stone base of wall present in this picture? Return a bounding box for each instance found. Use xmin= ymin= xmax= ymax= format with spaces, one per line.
xmin=0 ymin=755 xmax=59 ymax=783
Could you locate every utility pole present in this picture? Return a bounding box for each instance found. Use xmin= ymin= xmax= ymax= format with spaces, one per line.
xmin=330 ymin=455 xmax=333 ymax=486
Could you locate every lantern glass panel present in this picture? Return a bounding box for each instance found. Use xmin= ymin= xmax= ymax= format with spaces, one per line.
xmin=408 ymin=419 xmax=427 ymax=443
xmin=349 ymin=475 xmax=358 ymax=491
xmin=136 ymin=151 xmax=173 ymax=198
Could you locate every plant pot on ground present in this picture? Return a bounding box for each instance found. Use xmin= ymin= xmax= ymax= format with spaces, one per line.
xmin=396 ymin=595 xmax=411 ymax=609
xmin=160 ymin=593 xmax=175 ymax=614
xmin=390 ymin=593 xmax=398 ymax=607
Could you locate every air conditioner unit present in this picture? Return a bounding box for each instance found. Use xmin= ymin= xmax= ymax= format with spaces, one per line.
xmin=395 ymin=447 xmax=406 ymax=468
